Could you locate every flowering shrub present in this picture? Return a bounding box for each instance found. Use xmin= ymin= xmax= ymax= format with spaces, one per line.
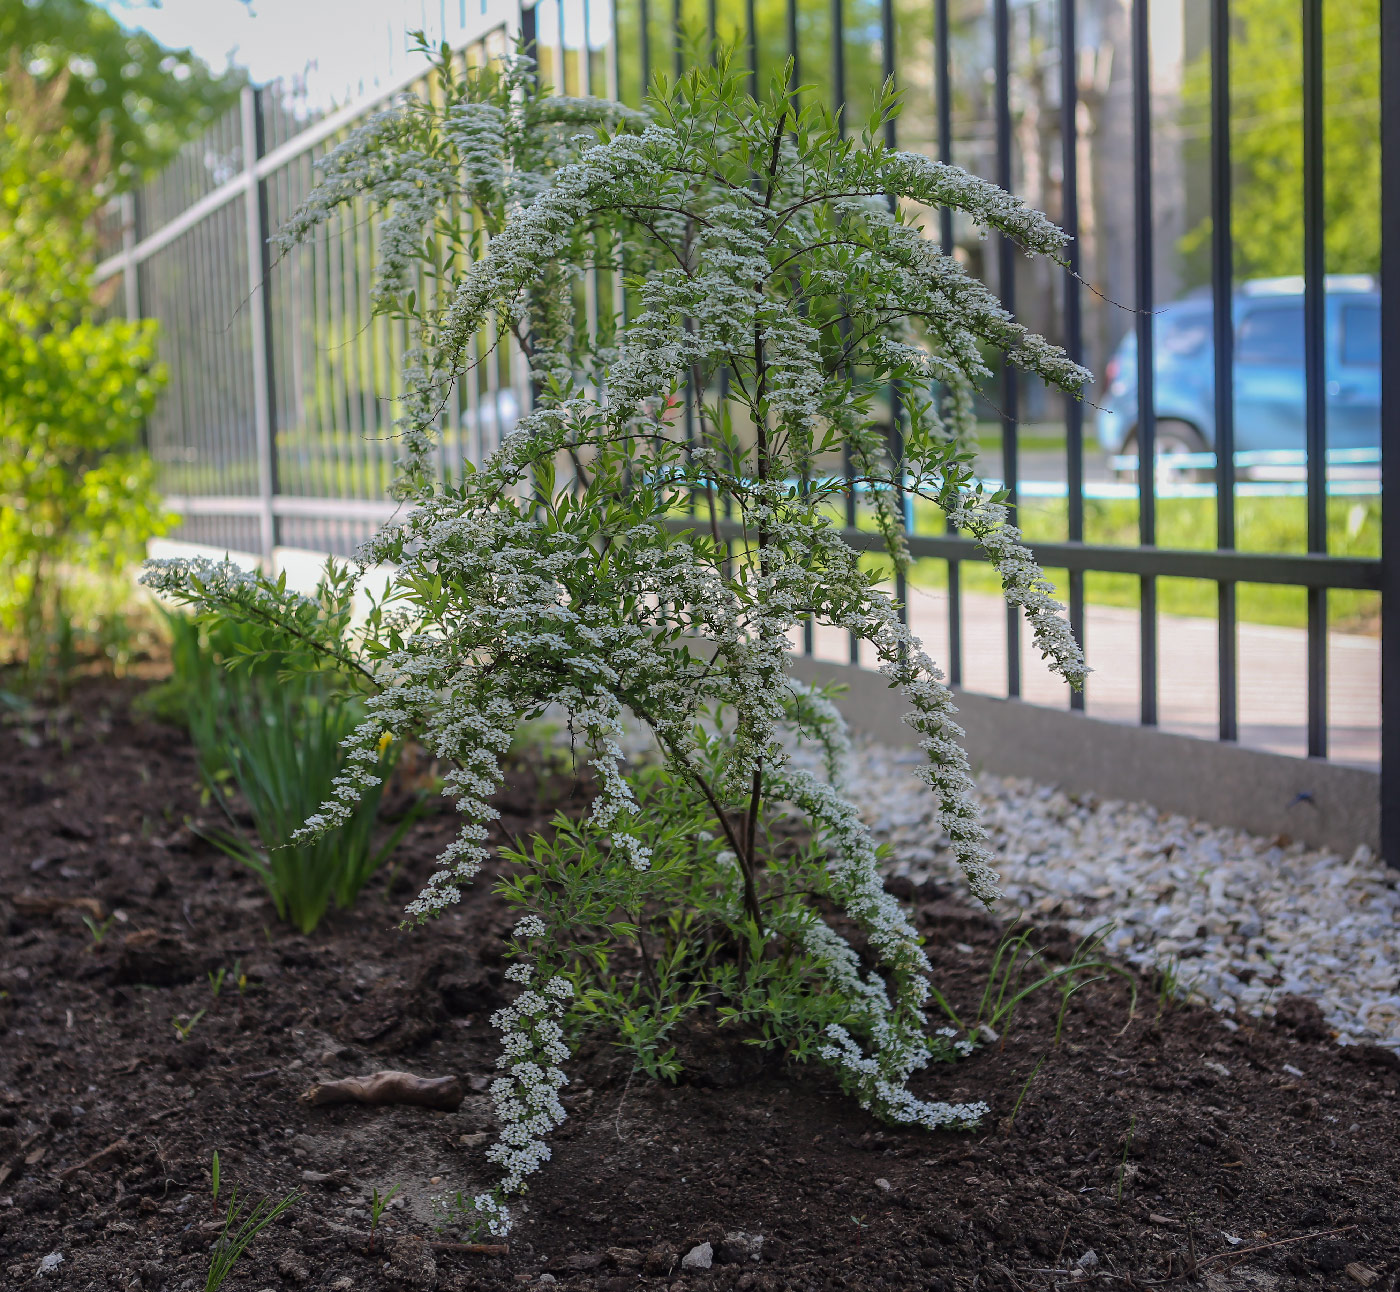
xmin=146 ymin=50 xmax=1089 ymax=1237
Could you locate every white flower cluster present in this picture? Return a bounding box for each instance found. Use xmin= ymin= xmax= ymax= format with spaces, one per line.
xmin=948 ymin=491 xmax=1089 ymax=688
xmin=142 ymin=554 xmax=304 ymax=612
xmin=563 ymin=688 xmax=652 ymax=872
xmin=460 ymin=930 xmax=575 ymax=1233
xmin=819 ymin=1024 xmax=989 ymax=1129
xmin=272 ymin=53 xmax=648 ymax=491
xmin=936 ymin=1025 xmax=977 ymax=1058
xmin=781 ymin=679 xmax=852 ymax=793
xmin=771 ymin=759 xmax=986 ymax=1129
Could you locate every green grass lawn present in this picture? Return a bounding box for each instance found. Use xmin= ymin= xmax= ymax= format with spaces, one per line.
xmin=902 ymin=492 xmax=1381 ymax=635
xmin=871 ymin=423 xmax=1380 ymax=635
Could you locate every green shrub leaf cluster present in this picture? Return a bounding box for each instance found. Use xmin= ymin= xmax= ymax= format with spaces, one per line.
xmin=0 ymin=66 xmax=170 ymax=682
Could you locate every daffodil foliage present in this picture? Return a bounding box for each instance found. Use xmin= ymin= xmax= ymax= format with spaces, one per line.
xmin=146 ymin=50 xmax=1090 ymax=1238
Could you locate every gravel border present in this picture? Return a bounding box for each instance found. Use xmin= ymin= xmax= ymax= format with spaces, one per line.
xmin=836 ymin=740 xmax=1400 ymax=1054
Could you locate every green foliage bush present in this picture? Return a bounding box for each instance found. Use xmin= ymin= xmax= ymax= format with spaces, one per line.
xmin=1180 ymin=0 xmax=1379 ymax=281
xmin=0 ymin=67 xmax=170 ymax=684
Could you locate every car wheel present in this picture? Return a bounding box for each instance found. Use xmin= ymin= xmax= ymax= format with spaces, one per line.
xmin=1119 ymin=420 xmax=1211 ymax=484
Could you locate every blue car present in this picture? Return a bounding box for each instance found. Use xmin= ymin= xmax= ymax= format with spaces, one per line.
xmin=1096 ymin=276 xmax=1380 ymax=469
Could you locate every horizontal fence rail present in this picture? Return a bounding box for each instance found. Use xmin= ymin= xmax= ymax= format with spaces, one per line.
xmin=99 ymin=0 xmax=1393 ymax=864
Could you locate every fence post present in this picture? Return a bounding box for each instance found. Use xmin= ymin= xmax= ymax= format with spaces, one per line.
xmin=241 ymin=84 xmax=277 ymax=567
xmin=119 ymin=191 xmax=140 ymax=321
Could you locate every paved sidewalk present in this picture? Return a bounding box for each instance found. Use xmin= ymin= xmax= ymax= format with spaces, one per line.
xmin=806 ymin=587 xmax=1381 ymax=769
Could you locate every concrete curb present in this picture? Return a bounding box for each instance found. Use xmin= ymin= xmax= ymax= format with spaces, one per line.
xmin=788 ymin=655 xmax=1381 ymax=858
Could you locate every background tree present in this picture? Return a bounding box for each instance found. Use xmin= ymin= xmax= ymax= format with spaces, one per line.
xmin=1181 ymin=0 xmax=1379 ymax=281
xmin=0 ymin=67 xmax=169 ymax=681
xmin=2 ymin=0 xmax=242 ymax=187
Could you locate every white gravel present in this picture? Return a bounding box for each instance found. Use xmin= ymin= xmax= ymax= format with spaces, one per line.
xmin=838 ymin=741 xmax=1400 ymax=1054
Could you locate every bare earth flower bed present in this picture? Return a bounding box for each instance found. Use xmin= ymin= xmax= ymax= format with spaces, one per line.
xmin=2 ymin=680 xmax=1398 ymax=1292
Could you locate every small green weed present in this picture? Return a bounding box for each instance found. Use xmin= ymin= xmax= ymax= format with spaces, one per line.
xmin=81 ymin=913 xmax=116 ymax=947
xmin=1004 ymin=1053 xmax=1047 ymax=1131
xmin=933 ymin=922 xmax=1138 ymax=1045
xmin=160 ymin=610 xmax=428 ymax=934
xmin=171 ymin=1009 xmax=206 ymax=1042
xmin=369 ymin=1183 xmax=399 ymax=1251
xmin=1154 ymin=955 xmax=1203 ymax=1018
xmin=205 ymin=1151 xmax=299 ymax=1292
xmin=1051 ymin=928 xmax=1138 ymax=1044
xmin=209 ymin=959 xmax=245 ymax=1000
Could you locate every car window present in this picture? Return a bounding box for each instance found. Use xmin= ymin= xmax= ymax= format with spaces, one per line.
xmin=1158 ymin=313 xmax=1210 ymax=358
xmin=1236 ymin=304 xmax=1304 ymax=364
xmin=1340 ymin=303 xmax=1379 ymax=365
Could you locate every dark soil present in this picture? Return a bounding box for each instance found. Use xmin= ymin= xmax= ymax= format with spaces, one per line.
xmin=2 ymin=678 xmax=1398 ymax=1292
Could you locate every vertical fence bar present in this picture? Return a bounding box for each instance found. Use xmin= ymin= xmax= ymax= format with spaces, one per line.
xmin=1382 ymin=0 xmax=1399 ymax=866
xmin=1060 ymin=0 xmax=1085 ymax=712
xmin=558 ymin=0 xmax=570 ymax=92
xmin=1132 ymin=0 xmax=1157 ymax=726
xmin=879 ymin=0 xmax=895 ymax=127
xmin=831 ymin=0 xmax=845 ymax=135
xmin=747 ymin=0 xmax=758 ymax=95
xmin=994 ymin=0 xmax=1020 ymax=698
xmin=607 ymin=0 xmax=621 ymax=97
xmin=184 ymin=217 xmax=212 ymax=498
xmin=786 ymin=0 xmax=809 ymax=655
xmin=523 ymin=4 xmax=540 ymax=82
xmin=934 ymin=0 xmax=961 ymax=688
xmin=581 ymin=0 xmax=601 ymax=419
xmin=879 ymin=0 xmax=907 ymax=635
xmin=787 ymin=0 xmax=800 ymax=88
xmin=120 ymin=192 xmax=141 ymax=322
xmin=1211 ymin=0 xmax=1237 ymax=742
xmin=935 ymin=0 xmax=951 ymax=258
xmin=831 ymin=0 xmax=856 ymax=664
xmin=1302 ymin=0 xmax=1327 ymax=758
xmin=241 ymin=86 xmax=277 ymax=565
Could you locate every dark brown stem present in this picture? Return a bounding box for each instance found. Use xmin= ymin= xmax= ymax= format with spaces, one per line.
xmin=213 ymin=594 xmax=379 ymax=689
xmin=689 ymin=360 xmax=724 ymax=553
xmin=762 ymin=113 xmax=787 ymax=210
xmin=697 ymin=770 xmax=765 ymax=936
xmin=641 ymin=719 xmax=765 ymax=936
xmin=631 ymin=908 xmax=660 ymax=999
xmin=743 ymin=766 xmax=762 ymax=873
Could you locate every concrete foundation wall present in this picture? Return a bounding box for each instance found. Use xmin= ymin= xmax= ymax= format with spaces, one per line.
xmin=788 ymin=656 xmax=1381 ymax=859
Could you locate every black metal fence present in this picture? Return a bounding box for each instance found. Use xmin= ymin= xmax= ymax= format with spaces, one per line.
xmin=95 ymin=0 xmax=1394 ymax=863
